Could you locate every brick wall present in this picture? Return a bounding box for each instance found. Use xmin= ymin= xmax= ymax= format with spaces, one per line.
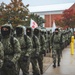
xmin=45 ymin=3 xmax=75 ymax=28
xmin=45 ymin=14 xmax=62 ymax=27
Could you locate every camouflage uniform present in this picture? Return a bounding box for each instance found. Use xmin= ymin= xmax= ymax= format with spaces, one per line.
xmin=41 ymin=30 xmax=46 ymax=56
xmin=49 ymin=30 xmax=53 ymax=50
xmin=15 ymin=25 xmax=32 ymax=75
xmin=0 ymin=42 xmax=4 ymax=75
xmin=65 ymin=30 xmax=68 ymax=47
xmin=68 ymin=30 xmax=72 ymax=45
xmin=69 ymin=30 xmax=72 ymax=43
xmin=60 ymin=30 xmax=65 ymax=52
xmin=51 ymin=28 xmax=62 ymax=68
xmin=44 ymin=30 xmax=49 ymax=53
xmin=26 ymin=27 xmax=40 ymax=75
xmin=34 ymin=28 xmax=45 ymax=74
xmin=1 ymin=24 xmax=21 ymax=75
xmin=63 ymin=30 xmax=67 ymax=48
xmin=47 ymin=30 xmax=51 ymax=53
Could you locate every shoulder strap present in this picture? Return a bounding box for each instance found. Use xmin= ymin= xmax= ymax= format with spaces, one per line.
xmin=51 ymin=32 xmax=55 ymax=43
xmin=24 ymin=35 xmax=28 ymax=48
xmin=60 ymin=34 xmax=62 ymax=43
xmin=32 ymin=35 xmax=36 ymax=48
xmin=0 ymin=35 xmax=2 ymax=41
xmin=24 ymin=35 xmax=27 ymax=43
xmin=33 ymin=35 xmax=35 ymax=43
xmin=40 ymin=35 xmax=42 ymax=45
xmin=10 ymin=36 xmax=14 ymax=48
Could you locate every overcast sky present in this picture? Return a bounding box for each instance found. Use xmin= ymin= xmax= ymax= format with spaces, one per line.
xmin=0 ymin=0 xmax=75 ymax=6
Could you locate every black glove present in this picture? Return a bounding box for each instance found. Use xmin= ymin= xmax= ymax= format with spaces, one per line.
xmin=35 ymin=53 xmax=39 ymax=58
xmin=40 ymin=50 xmax=45 ymax=54
xmin=23 ymin=56 xmax=29 ymax=61
xmin=5 ymin=60 xmax=15 ymax=68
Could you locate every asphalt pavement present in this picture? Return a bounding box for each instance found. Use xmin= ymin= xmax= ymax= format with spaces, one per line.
xmin=43 ymin=44 xmax=75 ymax=75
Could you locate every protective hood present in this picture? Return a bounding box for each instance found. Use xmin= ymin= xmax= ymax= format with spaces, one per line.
xmin=16 ymin=25 xmax=26 ymax=36
xmin=26 ymin=27 xmax=33 ymax=37
xmin=1 ymin=24 xmax=13 ymax=37
xmin=34 ymin=28 xmax=40 ymax=36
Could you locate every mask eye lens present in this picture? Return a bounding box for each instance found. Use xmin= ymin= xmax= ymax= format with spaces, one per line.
xmin=2 ymin=28 xmax=9 ymax=31
xmin=27 ymin=30 xmax=30 ymax=32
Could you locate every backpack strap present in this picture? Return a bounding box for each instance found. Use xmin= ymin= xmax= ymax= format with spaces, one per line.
xmin=10 ymin=36 xmax=14 ymax=48
xmin=51 ymin=32 xmax=55 ymax=44
xmin=0 ymin=35 xmax=2 ymax=41
xmin=32 ymin=35 xmax=36 ymax=48
xmin=24 ymin=35 xmax=27 ymax=49
xmin=40 ymin=35 xmax=43 ymax=46
xmin=60 ymin=33 xmax=63 ymax=44
xmin=10 ymin=36 xmax=15 ymax=55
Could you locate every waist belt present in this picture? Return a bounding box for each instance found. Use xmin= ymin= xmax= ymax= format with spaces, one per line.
xmin=54 ymin=42 xmax=60 ymax=44
xmin=33 ymin=46 xmax=36 ymax=48
xmin=21 ymin=47 xmax=27 ymax=49
xmin=4 ymin=53 xmax=14 ymax=56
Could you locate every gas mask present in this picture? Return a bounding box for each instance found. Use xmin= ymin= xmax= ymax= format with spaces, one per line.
xmin=16 ymin=27 xmax=23 ymax=36
xmin=1 ymin=26 xmax=10 ymax=37
xmin=55 ymin=28 xmax=59 ymax=35
xmin=34 ymin=29 xmax=39 ymax=36
xmin=26 ymin=28 xmax=32 ymax=37
xmin=55 ymin=32 xmax=58 ymax=35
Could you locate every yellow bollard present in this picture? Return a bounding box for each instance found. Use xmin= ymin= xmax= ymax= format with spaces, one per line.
xmin=70 ymin=36 xmax=74 ymax=55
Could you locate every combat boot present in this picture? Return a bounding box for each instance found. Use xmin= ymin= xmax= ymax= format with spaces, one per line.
xmin=58 ymin=62 xmax=60 ymax=66
xmin=58 ymin=58 xmax=60 ymax=66
xmin=53 ymin=63 xmax=56 ymax=68
xmin=40 ymin=69 xmax=43 ymax=74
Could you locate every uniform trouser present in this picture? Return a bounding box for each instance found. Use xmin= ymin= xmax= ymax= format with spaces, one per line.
xmin=65 ymin=40 xmax=68 ymax=46
xmin=65 ymin=41 xmax=67 ymax=47
xmin=37 ymin=54 xmax=43 ymax=74
xmin=48 ymin=43 xmax=51 ymax=53
xmin=0 ymin=68 xmax=2 ymax=75
xmin=1 ymin=61 xmax=18 ymax=75
xmin=69 ymin=38 xmax=71 ymax=44
xmin=63 ymin=42 xmax=66 ymax=49
xmin=30 ymin=57 xmax=40 ymax=75
xmin=18 ymin=56 xmax=30 ymax=75
xmin=52 ymin=50 xmax=61 ymax=65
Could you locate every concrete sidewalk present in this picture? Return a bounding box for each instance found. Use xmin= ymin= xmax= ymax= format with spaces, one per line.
xmin=43 ymin=45 xmax=75 ymax=75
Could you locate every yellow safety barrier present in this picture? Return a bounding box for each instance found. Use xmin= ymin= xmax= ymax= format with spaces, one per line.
xmin=70 ymin=36 xmax=74 ymax=55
